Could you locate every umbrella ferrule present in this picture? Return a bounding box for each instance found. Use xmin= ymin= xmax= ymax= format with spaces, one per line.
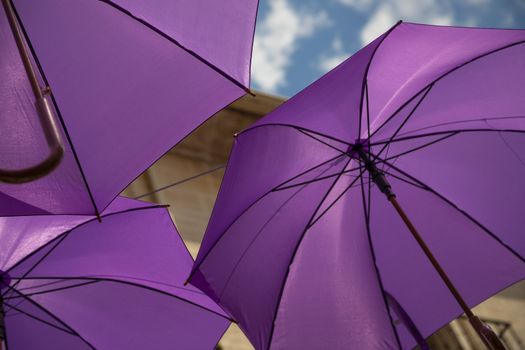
xmin=355 ymin=147 xmax=395 ymax=198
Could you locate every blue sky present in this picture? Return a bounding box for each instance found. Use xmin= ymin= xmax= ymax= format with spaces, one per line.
xmin=250 ymin=0 xmax=525 ymax=97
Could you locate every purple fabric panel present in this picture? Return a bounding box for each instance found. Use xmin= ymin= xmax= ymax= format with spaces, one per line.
xmin=368 ymin=23 xmax=525 ymax=135
xmin=195 ymin=126 xmax=347 ymax=269
xmin=9 ymin=203 xmax=226 ymax=316
xmin=271 ymin=184 xmax=398 ymax=350
xmin=246 ymin=34 xmax=386 ymax=143
xmin=196 ymin=166 xmax=347 ymax=349
xmin=0 ymin=197 xmax=152 ymax=271
xmin=12 ymin=278 xmax=92 ymax=296
xmin=0 ymin=198 xmax=148 ymax=273
xmin=28 ymin=281 xmax=229 ymax=350
xmin=0 ymin=8 xmax=92 ymax=215
xmin=2 ymin=198 xmax=230 ymax=349
xmin=373 ymin=42 xmax=525 ymax=141
xmin=0 ymin=192 xmax=49 ymax=216
xmin=0 ymin=197 xmax=146 ymax=275
xmin=111 ymin=0 xmax=258 ymax=87
xmin=388 ymin=132 xmax=525 ymax=258
xmin=4 ymin=288 xmax=74 ymax=333
xmin=13 ymin=0 xmax=244 ymax=213
xmin=369 ymin=175 xmax=525 ymax=349
xmin=4 ymin=292 xmax=91 ymax=350
xmin=0 ymin=214 xmax=89 ymax=272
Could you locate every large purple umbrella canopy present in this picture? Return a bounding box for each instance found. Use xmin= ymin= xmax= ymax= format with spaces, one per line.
xmin=0 ymin=197 xmax=230 ymax=349
xmin=0 ymin=0 xmax=258 ymax=215
xmin=188 ymin=22 xmax=525 ymax=349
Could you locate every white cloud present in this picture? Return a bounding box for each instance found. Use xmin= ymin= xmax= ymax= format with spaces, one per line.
xmin=360 ymin=0 xmax=454 ymax=45
xmin=252 ymin=0 xmax=331 ymax=93
xmin=337 ymin=0 xmax=374 ymax=11
xmin=318 ymin=37 xmax=350 ymax=72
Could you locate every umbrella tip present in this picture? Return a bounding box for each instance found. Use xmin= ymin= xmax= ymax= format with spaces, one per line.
xmin=245 ymin=88 xmax=256 ymax=97
xmin=96 ymin=214 xmax=102 ymax=223
xmin=183 ymin=279 xmax=189 ymax=286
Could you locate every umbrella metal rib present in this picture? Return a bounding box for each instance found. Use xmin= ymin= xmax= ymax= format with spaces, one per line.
xmin=2 ymin=287 xmax=96 ymax=349
xmin=368 ymin=40 xmax=525 ymax=141
xmin=99 ymin=0 xmax=251 ymax=93
xmin=215 ymin=158 xmax=351 ymax=301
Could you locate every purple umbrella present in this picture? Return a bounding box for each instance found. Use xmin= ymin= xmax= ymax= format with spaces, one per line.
xmin=188 ymin=22 xmax=525 ymax=349
xmin=0 ymin=197 xmax=231 ymax=349
xmin=0 ymin=0 xmax=258 ymax=216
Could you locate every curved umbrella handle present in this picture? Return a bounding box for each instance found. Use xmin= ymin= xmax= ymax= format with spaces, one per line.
xmin=0 ymin=95 xmax=64 ymax=184
xmin=1 ymin=0 xmax=64 ymax=183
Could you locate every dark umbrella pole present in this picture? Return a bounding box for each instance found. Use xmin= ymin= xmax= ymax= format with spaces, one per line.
xmin=357 ymin=148 xmax=506 ymax=350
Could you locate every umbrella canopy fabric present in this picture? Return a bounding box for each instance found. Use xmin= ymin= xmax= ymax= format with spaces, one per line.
xmin=0 ymin=197 xmax=230 ymax=349
xmin=188 ymin=22 xmax=525 ymax=349
xmin=0 ymin=0 xmax=258 ymax=215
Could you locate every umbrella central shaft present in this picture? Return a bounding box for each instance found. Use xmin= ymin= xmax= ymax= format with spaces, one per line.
xmin=354 ymin=147 xmax=395 ymax=198
xmin=352 ymin=146 xmax=506 ymax=350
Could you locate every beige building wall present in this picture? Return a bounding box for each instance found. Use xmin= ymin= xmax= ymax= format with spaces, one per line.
xmin=123 ymin=92 xmax=525 ymax=350
xmin=123 ymin=92 xmax=283 ymax=350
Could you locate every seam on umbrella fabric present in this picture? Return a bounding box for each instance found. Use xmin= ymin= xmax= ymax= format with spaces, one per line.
xmin=370 ymin=41 xmax=525 ymax=139
xmin=98 ymin=0 xmax=249 ymax=92
xmin=2 ymin=232 xmax=71 ymax=299
xmin=377 ymin=155 xmax=525 ymax=265
xmin=266 ymin=158 xmax=355 ymax=350
xmin=5 ymin=289 xmax=96 ymax=349
xmin=486 ymin=120 xmax=525 ymax=170
xmin=295 ymin=128 xmax=349 ymax=155
xmin=375 ymin=116 xmax=525 ymax=141
xmin=14 ymin=276 xmax=232 ymax=323
xmin=3 ymin=300 xmax=76 ymax=335
xmin=358 ymin=20 xmax=403 ymax=139
xmin=4 ymin=280 xmax=99 ymax=301
xmin=379 ymin=133 xmax=458 ymax=176
xmin=373 ymin=85 xmax=435 ymax=162
xmin=214 ymin=156 xmax=351 ymax=302
xmin=239 ymin=123 xmax=354 ymax=147
xmin=2 ymin=205 xmax=167 ymax=279
xmin=98 ymin=89 xmax=246 ymax=217
xmin=306 ymin=168 xmax=367 ymax=230
xmin=370 ymin=128 xmax=525 ymax=147
xmin=273 ymin=165 xmax=362 ymax=193
xmin=188 ymin=153 xmax=348 ymax=282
